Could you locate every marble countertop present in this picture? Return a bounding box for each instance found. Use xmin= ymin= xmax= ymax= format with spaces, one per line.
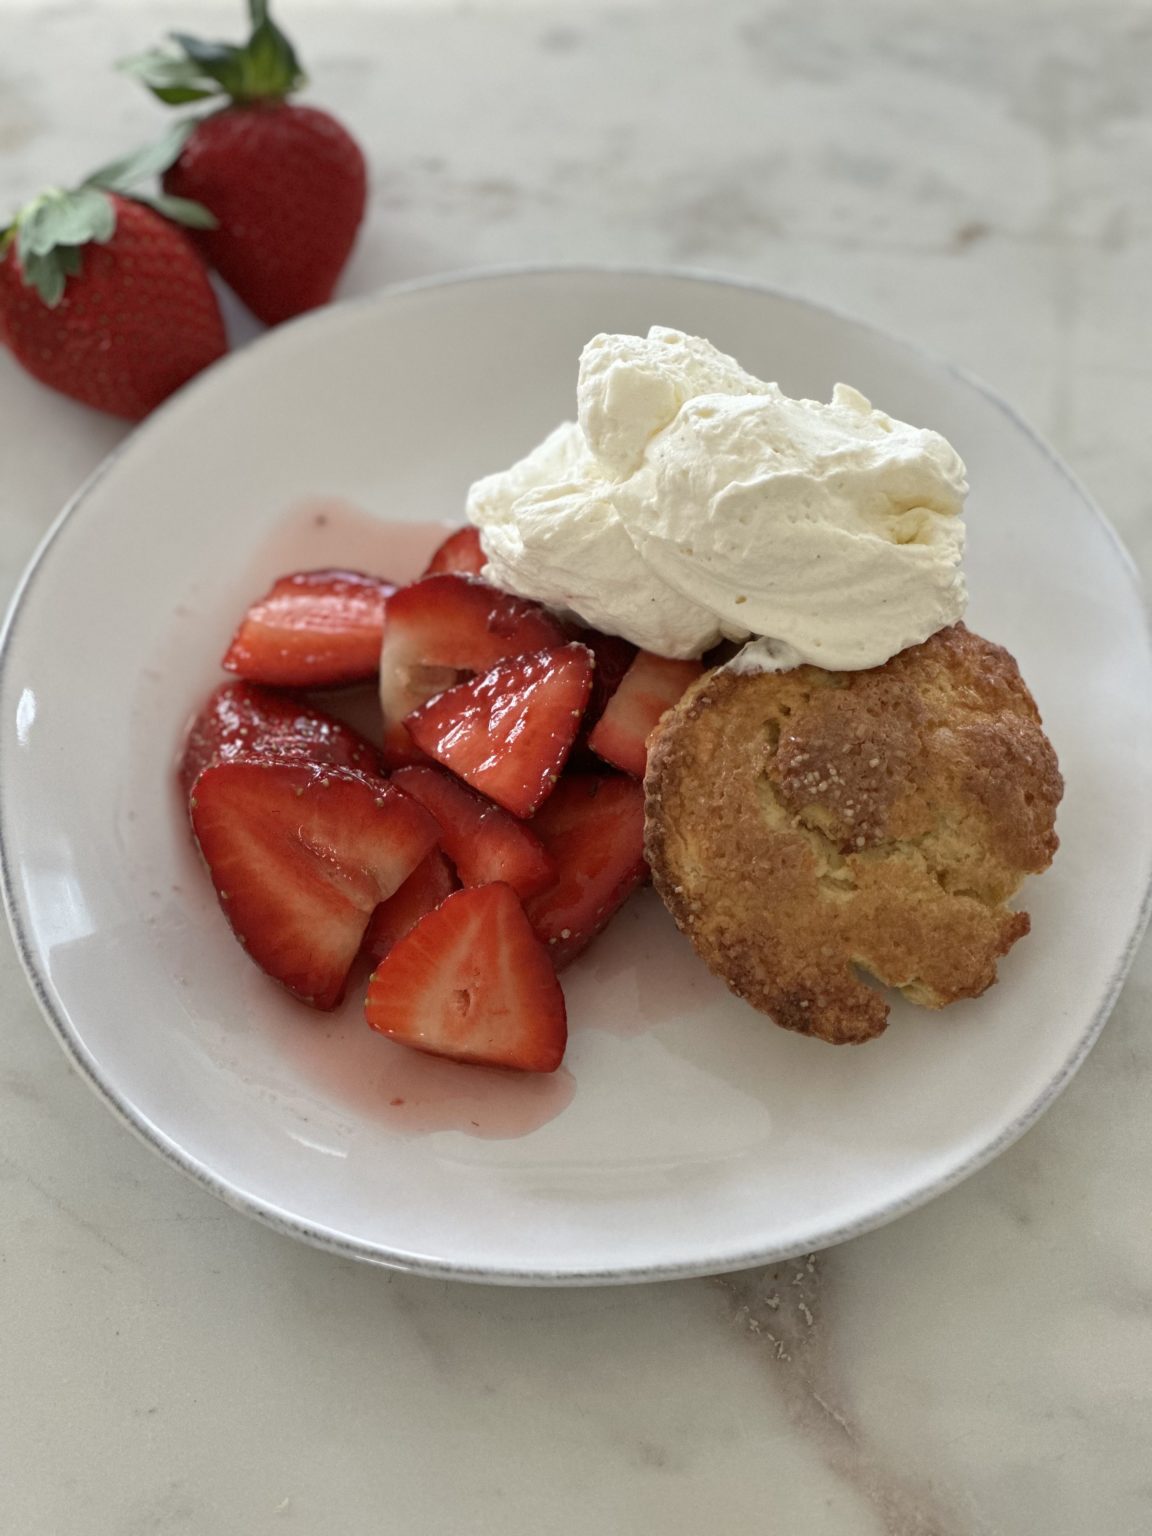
xmin=3 ymin=2 xmax=1151 ymax=1531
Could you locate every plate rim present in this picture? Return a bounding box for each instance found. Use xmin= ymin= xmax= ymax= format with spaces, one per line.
xmin=3 ymin=260 xmax=1151 ymax=1286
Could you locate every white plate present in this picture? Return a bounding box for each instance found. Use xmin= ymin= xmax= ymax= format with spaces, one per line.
xmin=3 ymin=268 xmax=1151 ymax=1285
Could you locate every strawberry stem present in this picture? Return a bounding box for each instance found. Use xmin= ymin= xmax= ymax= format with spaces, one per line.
xmin=121 ymin=1 xmax=305 ymax=108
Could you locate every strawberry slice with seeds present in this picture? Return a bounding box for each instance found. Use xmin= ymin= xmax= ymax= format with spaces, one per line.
xmin=576 ymin=628 xmax=638 ymax=729
xmin=189 ymin=761 xmax=439 ymax=1009
xmin=423 ymin=526 xmax=486 ymax=577
xmin=565 ymin=626 xmax=639 ymax=771
xmin=405 ymin=643 xmax=594 ymax=818
xmin=379 ymin=574 xmax=566 ymax=768
xmin=179 ymin=680 xmax=380 ymax=796
xmin=222 ymin=568 xmax=396 ymax=689
xmin=365 ymin=883 xmax=567 ymax=1072
xmin=524 ymin=773 xmax=648 ymax=969
xmin=587 ymin=651 xmax=705 ymax=779
xmin=392 ymin=765 xmax=554 ymax=899
xmin=361 ymin=850 xmax=458 ymax=966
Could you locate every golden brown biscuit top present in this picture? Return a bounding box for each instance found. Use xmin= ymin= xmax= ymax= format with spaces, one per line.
xmin=644 ymin=624 xmax=1063 ymax=1044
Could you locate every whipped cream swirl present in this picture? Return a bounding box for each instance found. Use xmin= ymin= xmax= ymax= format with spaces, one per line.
xmin=468 ymin=327 xmax=968 ymax=669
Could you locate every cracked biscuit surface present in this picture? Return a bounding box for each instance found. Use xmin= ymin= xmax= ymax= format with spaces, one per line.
xmin=644 ymin=624 xmax=1063 ymax=1044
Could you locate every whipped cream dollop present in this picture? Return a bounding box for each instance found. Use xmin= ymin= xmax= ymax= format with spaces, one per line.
xmin=468 ymin=327 xmax=968 ymax=669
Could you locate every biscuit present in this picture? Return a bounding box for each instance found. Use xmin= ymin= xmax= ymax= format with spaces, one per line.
xmin=644 ymin=625 xmax=1063 ymax=1044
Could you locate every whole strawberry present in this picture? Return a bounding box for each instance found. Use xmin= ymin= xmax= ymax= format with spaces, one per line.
xmin=124 ymin=1 xmax=367 ymax=326
xmin=0 ymin=138 xmax=227 ymax=420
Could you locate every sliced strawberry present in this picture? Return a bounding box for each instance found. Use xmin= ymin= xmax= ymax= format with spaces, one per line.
xmin=405 ymin=644 xmax=594 ymax=818
xmin=575 ymin=628 xmax=638 ymax=728
xmin=423 ymin=526 xmax=486 ymax=578
xmin=179 ymin=681 xmax=380 ymax=796
xmin=392 ymin=765 xmax=554 ymax=899
xmin=587 ymin=651 xmax=705 ymax=779
xmin=524 ymin=773 xmax=647 ymax=969
xmin=222 ymin=569 xmax=395 ymax=689
xmin=365 ymin=883 xmax=567 ymax=1072
xmin=361 ymin=850 xmax=458 ymax=966
xmin=379 ymin=574 xmax=566 ymax=767
xmin=189 ymin=761 xmax=439 ymax=1009
xmin=564 ymin=626 xmax=639 ymax=771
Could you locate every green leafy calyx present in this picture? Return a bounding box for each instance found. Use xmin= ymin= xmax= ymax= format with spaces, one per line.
xmin=2 ymin=187 xmax=115 ymax=307
xmin=120 ymin=0 xmax=305 ymax=108
xmin=1 ymin=122 xmax=216 ymax=308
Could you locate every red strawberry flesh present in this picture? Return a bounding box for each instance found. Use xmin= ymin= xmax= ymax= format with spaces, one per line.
xmin=365 ymin=883 xmax=567 ymax=1072
xmin=378 ymin=574 xmax=565 ymax=768
xmin=392 ymin=765 xmax=554 ymax=899
xmin=575 ymin=628 xmax=638 ymax=728
xmin=222 ymin=568 xmax=394 ymax=689
xmin=423 ymin=526 xmax=486 ymax=577
xmin=361 ymin=850 xmax=458 ymax=966
xmin=524 ymin=773 xmax=648 ymax=969
xmin=587 ymin=650 xmax=704 ymax=778
xmin=565 ymin=625 xmax=639 ymax=771
xmin=189 ymin=761 xmax=439 ymax=1009
xmin=405 ymin=643 xmax=594 ymax=818
xmin=179 ymin=680 xmax=380 ymax=796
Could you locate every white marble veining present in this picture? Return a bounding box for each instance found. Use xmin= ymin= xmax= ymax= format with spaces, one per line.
xmin=2 ymin=2 xmax=1151 ymax=1531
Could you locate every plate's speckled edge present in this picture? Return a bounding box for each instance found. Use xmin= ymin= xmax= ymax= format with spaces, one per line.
xmin=3 ymin=264 xmax=1151 ymax=1286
